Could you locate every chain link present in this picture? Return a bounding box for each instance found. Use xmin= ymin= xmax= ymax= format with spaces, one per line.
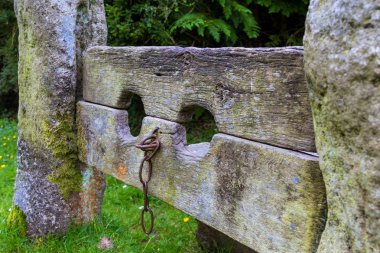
xmin=135 ymin=127 xmax=160 ymax=235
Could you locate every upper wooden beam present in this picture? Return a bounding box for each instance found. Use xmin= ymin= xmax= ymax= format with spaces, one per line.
xmin=83 ymin=46 xmax=315 ymax=152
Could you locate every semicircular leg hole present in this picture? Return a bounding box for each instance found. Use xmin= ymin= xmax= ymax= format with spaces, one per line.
xmin=128 ymin=94 xmax=146 ymax=137
xmin=182 ymin=106 xmax=218 ymax=145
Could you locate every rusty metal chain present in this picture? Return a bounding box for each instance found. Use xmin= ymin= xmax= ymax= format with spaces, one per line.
xmin=135 ymin=127 xmax=160 ymax=235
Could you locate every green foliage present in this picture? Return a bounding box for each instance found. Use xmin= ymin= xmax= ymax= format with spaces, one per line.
xmin=105 ymin=0 xmax=190 ymax=46
xmin=105 ymin=0 xmax=309 ymax=47
xmin=0 ymin=0 xmax=18 ymax=112
xmin=255 ymin=0 xmax=309 ymax=16
xmin=0 ymin=0 xmax=17 ymax=93
xmin=170 ymin=0 xmax=261 ymax=45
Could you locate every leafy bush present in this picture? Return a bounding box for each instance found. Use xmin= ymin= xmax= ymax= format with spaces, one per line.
xmin=0 ymin=0 xmax=18 ymax=113
xmin=105 ymin=0 xmax=309 ymax=47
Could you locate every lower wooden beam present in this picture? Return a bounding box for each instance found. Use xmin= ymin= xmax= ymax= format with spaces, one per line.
xmin=77 ymin=101 xmax=326 ymax=253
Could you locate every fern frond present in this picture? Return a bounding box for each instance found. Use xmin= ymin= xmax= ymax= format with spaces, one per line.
xmin=256 ymin=0 xmax=308 ymax=17
xmin=170 ymin=13 xmax=207 ymax=33
xmin=219 ymin=0 xmax=233 ymax=19
xmin=207 ymin=19 xmax=233 ymax=37
xmin=241 ymin=12 xmax=260 ymax=38
xmin=208 ymin=25 xmax=221 ymax=42
xmin=232 ymin=1 xmax=252 ymax=15
xmin=207 ymin=19 xmax=237 ymax=43
xmin=219 ymin=0 xmax=227 ymax=6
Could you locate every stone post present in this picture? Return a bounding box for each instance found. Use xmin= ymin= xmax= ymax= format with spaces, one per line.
xmin=304 ymin=0 xmax=379 ymax=252
xmin=9 ymin=0 xmax=107 ymax=236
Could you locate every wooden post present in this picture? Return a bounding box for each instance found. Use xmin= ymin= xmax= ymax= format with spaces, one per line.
xmin=304 ymin=0 xmax=380 ymax=252
xmin=10 ymin=0 xmax=107 ymax=237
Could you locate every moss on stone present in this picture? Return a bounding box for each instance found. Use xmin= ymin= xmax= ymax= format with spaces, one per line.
xmin=7 ymin=205 xmax=27 ymax=236
xmin=47 ymin=159 xmax=82 ymax=199
xmin=16 ymin=15 xmax=82 ymax=201
xmin=40 ymin=113 xmax=82 ymax=199
xmin=18 ymin=106 xmax=82 ymax=199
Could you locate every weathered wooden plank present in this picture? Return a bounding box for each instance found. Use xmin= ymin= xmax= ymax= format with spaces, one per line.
xmin=77 ymin=101 xmax=326 ymax=253
xmin=83 ymin=46 xmax=315 ymax=152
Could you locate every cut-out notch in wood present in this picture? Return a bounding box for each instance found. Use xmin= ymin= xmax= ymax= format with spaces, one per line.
xmin=78 ymin=46 xmax=326 ymax=253
xmin=77 ymin=100 xmax=326 ymax=253
xmin=83 ymin=46 xmax=315 ymax=152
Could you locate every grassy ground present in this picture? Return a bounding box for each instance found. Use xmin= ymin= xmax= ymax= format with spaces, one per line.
xmin=0 ymin=118 xmax=203 ymax=253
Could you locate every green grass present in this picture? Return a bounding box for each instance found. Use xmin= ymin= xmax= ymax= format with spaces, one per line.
xmin=0 ymin=118 xmax=203 ymax=253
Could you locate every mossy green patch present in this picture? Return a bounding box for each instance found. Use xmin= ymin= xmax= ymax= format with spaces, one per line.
xmin=40 ymin=113 xmax=82 ymax=199
xmin=7 ymin=205 xmax=27 ymax=236
xmin=47 ymin=159 xmax=82 ymax=199
xmin=16 ymin=15 xmax=81 ymax=200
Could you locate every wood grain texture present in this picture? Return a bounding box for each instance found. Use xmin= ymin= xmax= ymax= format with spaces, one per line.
xmin=83 ymin=46 xmax=315 ymax=152
xmin=77 ymin=101 xmax=326 ymax=253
